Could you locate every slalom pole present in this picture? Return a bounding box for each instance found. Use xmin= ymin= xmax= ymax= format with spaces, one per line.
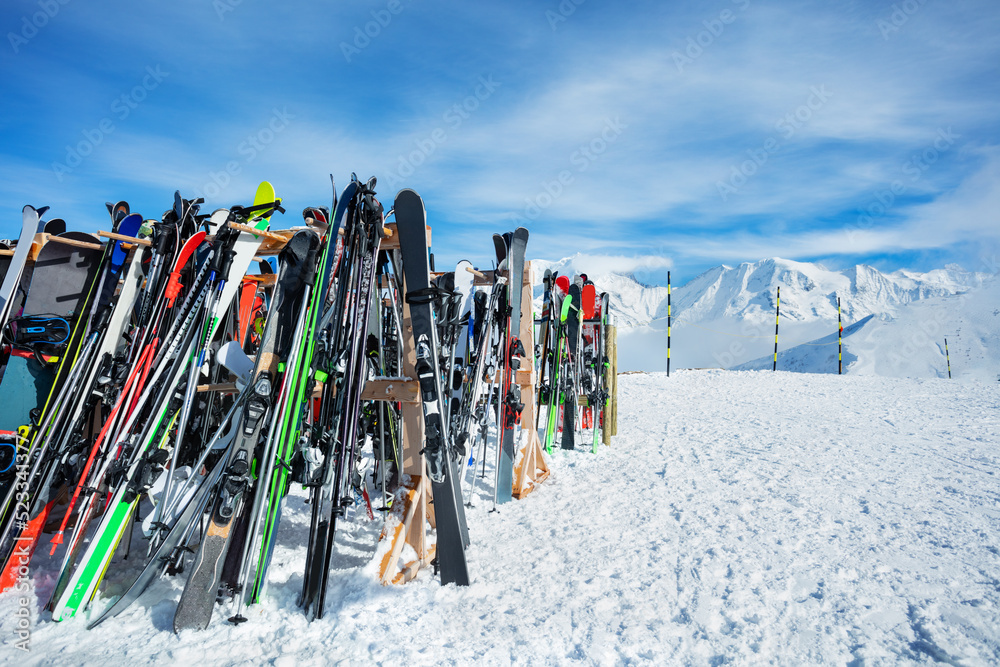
xmin=666 ymin=271 xmax=671 ymax=377
xmin=838 ymin=297 xmax=842 ymax=375
xmin=772 ymin=286 xmax=780 ymax=372
xmin=945 ymin=338 xmax=952 ymax=379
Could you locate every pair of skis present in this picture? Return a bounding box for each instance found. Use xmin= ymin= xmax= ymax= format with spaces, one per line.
xmin=298 ymin=176 xmax=386 ymax=619
xmin=492 ymin=229 xmax=529 ymax=504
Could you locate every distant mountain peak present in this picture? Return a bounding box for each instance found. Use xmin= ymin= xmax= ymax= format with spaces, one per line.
xmin=531 ymin=255 xmax=990 ymax=330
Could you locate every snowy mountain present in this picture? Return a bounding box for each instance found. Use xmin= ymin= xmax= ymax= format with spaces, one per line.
xmin=534 ymin=255 xmax=988 ymax=327
xmin=530 ymin=254 xmax=669 ymax=328
xmin=735 ymin=275 xmax=1000 ymax=381
xmin=531 ymin=255 xmax=993 ymax=373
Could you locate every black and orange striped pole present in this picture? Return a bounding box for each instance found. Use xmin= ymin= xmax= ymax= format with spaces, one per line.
xmin=945 ymin=338 xmax=952 ymax=379
xmin=838 ymin=297 xmax=843 ymax=375
xmin=667 ymin=271 xmax=671 ymax=377
xmin=773 ymin=286 xmax=780 ymax=371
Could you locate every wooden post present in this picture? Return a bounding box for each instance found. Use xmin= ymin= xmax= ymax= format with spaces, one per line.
xmin=513 ymin=261 xmax=550 ymax=499
xmin=377 ymin=471 xmax=435 ymax=585
xmin=376 ymin=243 xmax=435 ymax=584
xmin=398 ymin=286 xmax=426 ymax=478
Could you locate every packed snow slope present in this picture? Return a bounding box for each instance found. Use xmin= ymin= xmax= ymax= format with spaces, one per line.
xmin=736 ymin=275 xmax=1000 ymax=381
xmin=532 ymin=255 xmax=991 ymax=372
xmin=3 ymin=371 xmax=999 ymax=665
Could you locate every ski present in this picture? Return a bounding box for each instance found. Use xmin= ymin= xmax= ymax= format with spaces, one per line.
xmin=0 ymin=206 xmax=41 ymax=335
xmin=496 ymin=228 xmax=528 ymax=503
xmin=394 ymin=188 xmax=470 ymax=586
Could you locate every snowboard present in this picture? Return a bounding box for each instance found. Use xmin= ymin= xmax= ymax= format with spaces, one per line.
xmin=0 ymin=232 xmax=103 ymax=431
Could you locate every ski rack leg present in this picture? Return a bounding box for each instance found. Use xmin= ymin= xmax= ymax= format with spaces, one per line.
xmin=373 ymin=235 xmax=436 ymax=585
xmin=376 ymin=467 xmax=434 ymax=585
xmin=603 ymin=324 xmax=618 ymax=446
xmin=512 ymin=261 xmax=550 ymax=499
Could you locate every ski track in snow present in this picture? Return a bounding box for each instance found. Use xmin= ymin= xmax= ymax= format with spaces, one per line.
xmin=2 ymin=371 xmax=999 ymax=665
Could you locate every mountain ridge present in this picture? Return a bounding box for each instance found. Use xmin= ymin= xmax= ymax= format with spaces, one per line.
xmin=531 ymin=255 xmax=990 ymax=329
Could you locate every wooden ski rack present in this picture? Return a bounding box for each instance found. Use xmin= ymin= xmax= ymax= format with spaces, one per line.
xmin=512 ymin=261 xmax=550 ymax=498
xmin=377 ymin=254 xmax=554 ymax=582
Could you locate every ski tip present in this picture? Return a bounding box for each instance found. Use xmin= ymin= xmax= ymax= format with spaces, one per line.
xmin=393 ymin=188 xmax=422 ymax=203
xmin=253 ymin=181 xmax=277 ymax=208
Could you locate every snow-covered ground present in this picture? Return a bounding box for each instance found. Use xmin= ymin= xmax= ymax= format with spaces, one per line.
xmin=3 ymin=371 xmax=1000 ymax=664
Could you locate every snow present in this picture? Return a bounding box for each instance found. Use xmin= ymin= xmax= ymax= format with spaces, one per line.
xmin=4 ymin=371 xmax=999 ymax=664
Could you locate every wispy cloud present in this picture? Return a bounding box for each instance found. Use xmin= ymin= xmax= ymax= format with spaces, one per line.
xmin=1 ymin=0 xmax=998 ymax=278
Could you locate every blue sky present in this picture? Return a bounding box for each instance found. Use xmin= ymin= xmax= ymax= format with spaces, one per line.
xmin=2 ymin=0 xmax=998 ymax=284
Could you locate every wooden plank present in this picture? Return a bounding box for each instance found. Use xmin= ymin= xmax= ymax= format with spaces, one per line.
xmin=493 ymin=369 xmax=535 ymax=386
xmin=392 ymin=545 xmax=436 ymax=585
xmin=381 ymin=222 xmax=430 ymax=250
xmin=196 ymin=382 xmax=238 ymax=394
xmin=250 ymin=228 xmax=298 ymax=255
xmin=227 ymin=221 xmax=289 ymax=242
xmin=470 ymin=266 xmax=533 ymax=287
xmin=47 ymin=235 xmax=104 ymax=251
xmin=100 ymin=230 xmax=151 ymax=247
xmin=359 ymin=379 xmax=420 ymax=403
xmin=243 ymin=273 xmax=277 ymax=285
